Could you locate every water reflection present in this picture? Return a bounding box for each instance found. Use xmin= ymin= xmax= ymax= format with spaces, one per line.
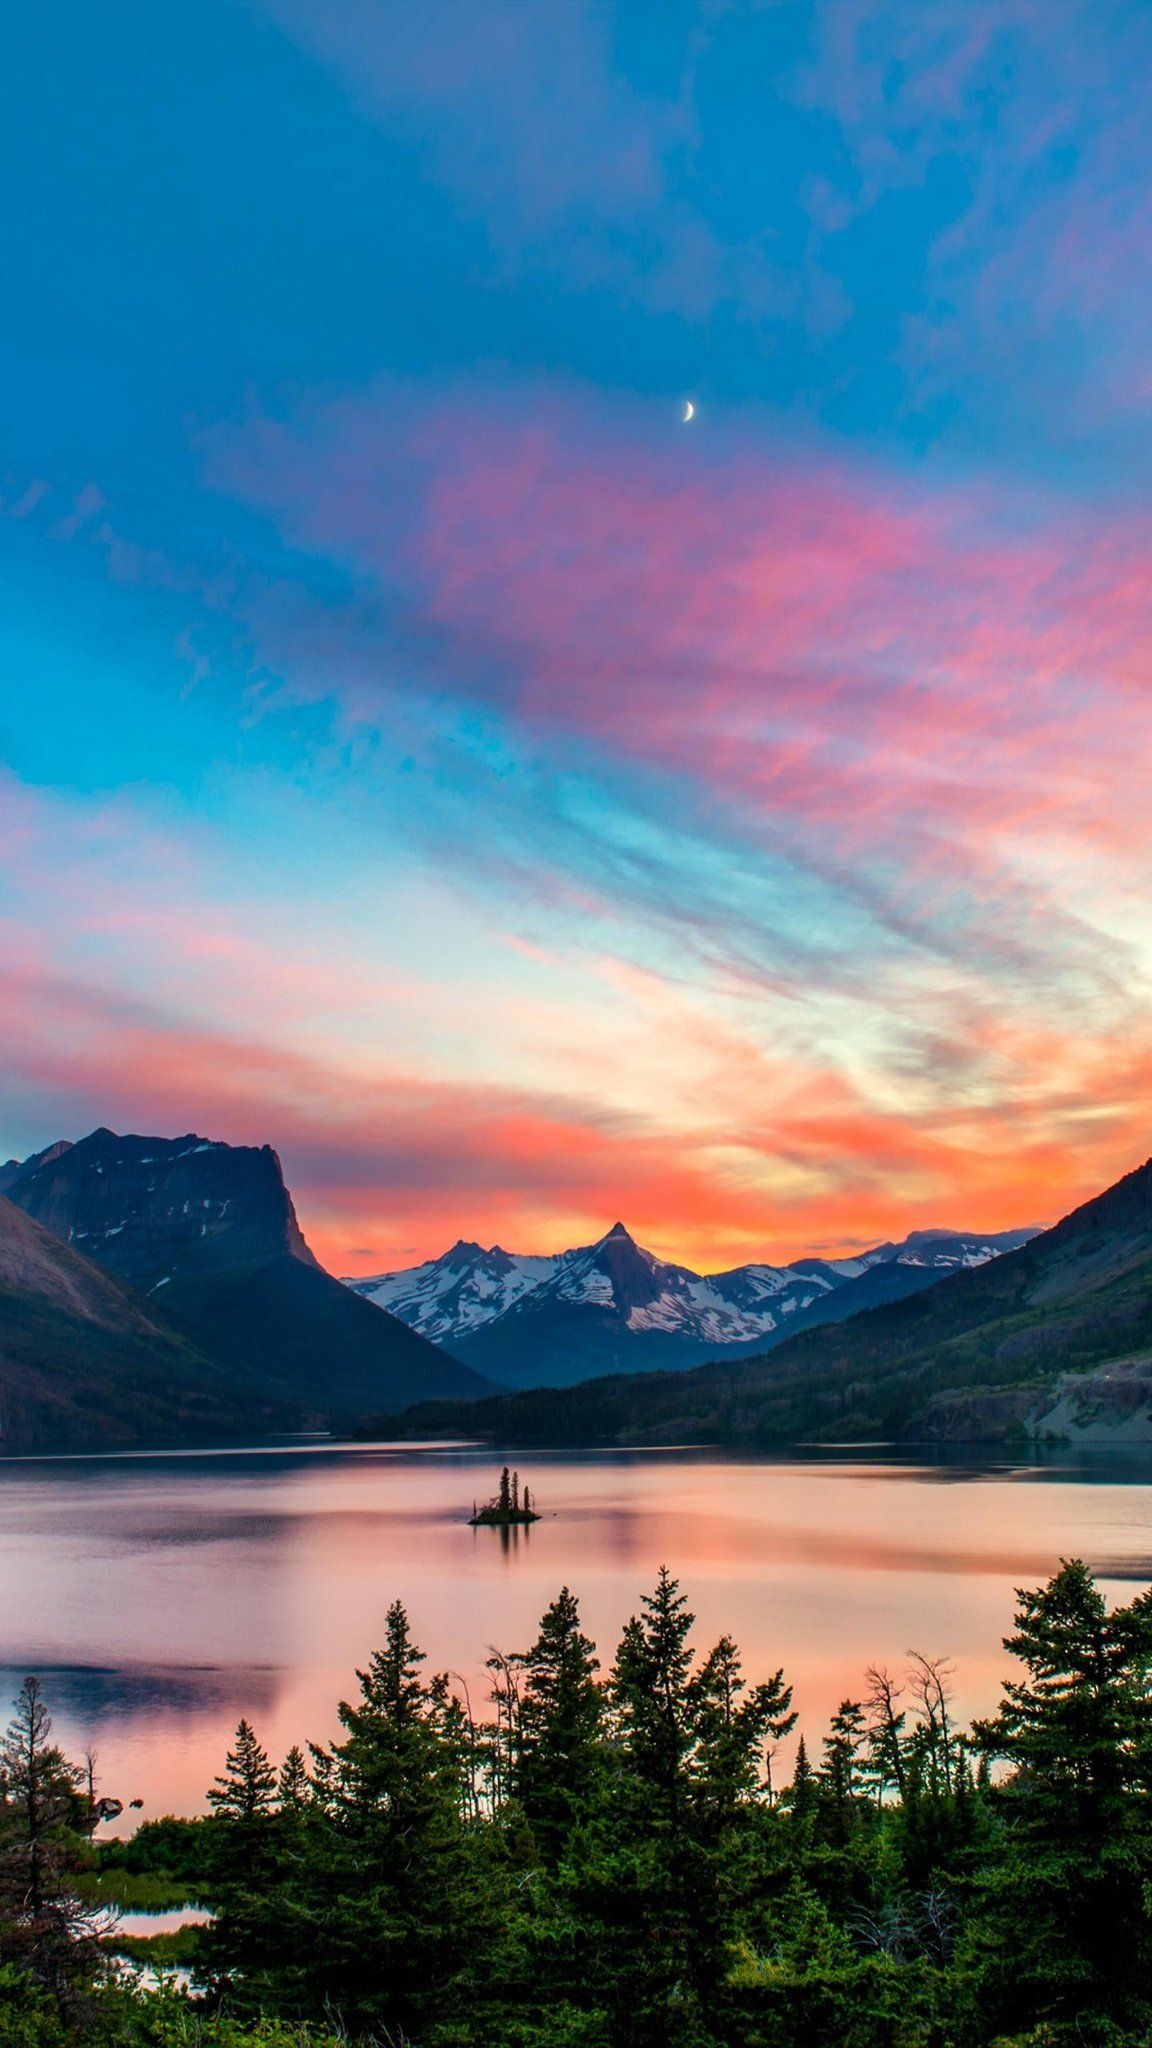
xmin=4 ymin=1442 xmax=1152 ymax=1820
xmin=0 ymin=1663 xmax=279 ymax=1723
xmin=472 ymin=1520 xmax=534 ymax=1558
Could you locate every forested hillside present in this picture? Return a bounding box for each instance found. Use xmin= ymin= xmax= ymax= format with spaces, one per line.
xmin=375 ymin=1153 xmax=1152 ymax=1449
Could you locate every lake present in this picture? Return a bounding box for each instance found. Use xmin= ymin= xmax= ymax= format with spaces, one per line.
xmin=3 ymin=1438 xmax=1152 ymax=1822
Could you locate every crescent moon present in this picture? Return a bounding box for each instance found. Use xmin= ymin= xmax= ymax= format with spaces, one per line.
xmin=682 ymin=400 xmax=695 ymax=422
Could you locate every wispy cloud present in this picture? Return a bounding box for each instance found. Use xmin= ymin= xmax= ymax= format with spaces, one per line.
xmin=206 ymin=379 xmax=1152 ymax=1004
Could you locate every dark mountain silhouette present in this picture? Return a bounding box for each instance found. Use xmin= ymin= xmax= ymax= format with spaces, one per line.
xmin=3 ymin=1129 xmax=493 ymax=1423
xmin=0 ymin=1192 xmax=269 ymax=1449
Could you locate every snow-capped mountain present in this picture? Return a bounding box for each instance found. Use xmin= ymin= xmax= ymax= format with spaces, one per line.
xmin=346 ymin=1220 xmax=1038 ymax=1389
xmin=348 ymin=1240 xmax=558 ymax=1344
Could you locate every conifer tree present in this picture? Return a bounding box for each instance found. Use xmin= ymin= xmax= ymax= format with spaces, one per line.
xmin=567 ymin=1570 xmax=733 ymax=2046
xmin=863 ymin=1665 xmax=907 ymax=1804
xmin=212 ymin=1600 xmax=508 ymax=2039
xmin=820 ymin=1702 xmax=866 ymax=1819
xmin=207 ymin=1721 xmax=277 ymax=1825
xmin=610 ymin=1565 xmax=697 ymax=1815
xmin=971 ymin=1558 xmax=1152 ymax=2033
xmin=205 ymin=1718 xmax=278 ymax=1911
xmin=277 ymin=1746 xmax=309 ymax=1813
xmin=513 ymin=1586 xmax=603 ymax=1859
xmin=691 ymin=1633 xmax=796 ymax=1823
xmin=788 ymin=1734 xmax=818 ymax=1823
xmin=0 ymin=1678 xmax=98 ymax=2014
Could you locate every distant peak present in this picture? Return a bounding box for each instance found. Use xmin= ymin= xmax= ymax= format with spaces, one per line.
xmin=604 ymin=1220 xmax=632 ymax=1239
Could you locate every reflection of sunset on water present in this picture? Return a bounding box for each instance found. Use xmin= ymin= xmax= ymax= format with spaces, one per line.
xmin=2 ymin=1444 xmax=1149 ymax=1820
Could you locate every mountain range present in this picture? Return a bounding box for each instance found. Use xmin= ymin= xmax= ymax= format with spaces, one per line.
xmin=3 ymin=1117 xmax=1137 ymax=1456
xmin=0 ymin=1128 xmax=491 ymax=1447
xmin=376 ymin=1153 xmax=1152 ymax=1451
xmin=347 ymin=1220 xmax=1038 ymax=1386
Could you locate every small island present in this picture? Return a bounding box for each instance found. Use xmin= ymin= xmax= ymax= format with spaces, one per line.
xmin=469 ymin=1466 xmax=540 ymax=1526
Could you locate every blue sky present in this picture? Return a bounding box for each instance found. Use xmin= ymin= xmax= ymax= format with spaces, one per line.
xmin=4 ymin=0 xmax=1152 ymax=1271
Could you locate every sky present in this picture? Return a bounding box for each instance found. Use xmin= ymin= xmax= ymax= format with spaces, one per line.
xmin=3 ymin=0 xmax=1152 ymax=1276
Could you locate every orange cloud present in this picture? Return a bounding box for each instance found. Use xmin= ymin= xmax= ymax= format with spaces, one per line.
xmin=3 ymin=952 xmax=1150 ymax=1276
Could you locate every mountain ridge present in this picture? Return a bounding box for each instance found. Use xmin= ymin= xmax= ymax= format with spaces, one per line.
xmin=347 ymin=1218 xmax=1039 ymax=1387
xmin=2 ymin=1128 xmax=494 ymax=1424
xmin=363 ymin=1153 xmax=1152 ymax=1447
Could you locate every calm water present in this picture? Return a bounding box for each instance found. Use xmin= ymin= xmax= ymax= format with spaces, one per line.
xmin=3 ymin=1439 xmax=1152 ymax=1822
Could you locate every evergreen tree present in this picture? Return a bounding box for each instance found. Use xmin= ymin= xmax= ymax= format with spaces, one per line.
xmin=610 ymin=1566 xmax=697 ymax=1817
xmin=277 ymin=1745 xmax=309 ymax=1813
xmin=211 ymin=1601 xmax=510 ymax=2039
xmin=788 ymin=1735 xmax=818 ymax=1825
xmin=0 ymin=1679 xmax=98 ymax=2015
xmin=513 ymin=1586 xmax=603 ymax=1861
xmin=862 ymin=1665 xmax=907 ymax=1805
xmin=691 ymin=1634 xmax=796 ymax=1824
xmin=485 ymin=1646 xmax=522 ymax=1811
xmin=207 ymin=1720 xmax=277 ymax=1826
xmin=561 ymin=1569 xmax=736 ymax=2047
xmin=202 ymin=1719 xmax=280 ymax=1975
xmin=970 ymin=1557 xmax=1152 ymax=2034
xmin=819 ymin=1699 xmax=867 ymax=1836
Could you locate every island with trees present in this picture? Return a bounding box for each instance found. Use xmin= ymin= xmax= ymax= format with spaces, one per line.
xmin=469 ymin=1465 xmax=540 ymax=1525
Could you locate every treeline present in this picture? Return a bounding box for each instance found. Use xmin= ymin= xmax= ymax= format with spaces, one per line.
xmin=5 ymin=1562 xmax=1152 ymax=2045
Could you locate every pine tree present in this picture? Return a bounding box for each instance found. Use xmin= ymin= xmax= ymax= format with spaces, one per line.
xmin=207 ymin=1721 xmax=277 ymax=1825
xmin=691 ymin=1633 xmax=796 ymax=1823
xmin=513 ymin=1586 xmax=603 ymax=1860
xmin=610 ymin=1565 xmax=697 ymax=1815
xmin=863 ymin=1665 xmax=907 ymax=1805
xmin=277 ymin=1746 xmax=310 ymax=1813
xmin=971 ymin=1558 xmax=1152 ymax=2034
xmin=0 ymin=1678 xmax=99 ymax=2013
xmin=213 ymin=1600 xmax=509 ymax=2039
xmin=788 ymin=1735 xmax=818 ymax=1823
xmin=820 ymin=1701 xmax=866 ymax=1828
xmin=205 ymin=1719 xmax=278 ymax=1909
xmin=565 ymin=1570 xmax=731 ymax=2047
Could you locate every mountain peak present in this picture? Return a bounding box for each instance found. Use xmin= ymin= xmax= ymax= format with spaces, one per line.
xmin=0 ymin=1137 xmax=74 ymax=1196
xmin=346 ymin=1210 xmax=1041 ymax=1390
xmin=4 ymin=1125 xmax=322 ymax=1282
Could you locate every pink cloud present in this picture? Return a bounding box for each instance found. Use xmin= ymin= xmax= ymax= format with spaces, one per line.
xmin=209 ymin=383 xmax=1152 ymax=950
